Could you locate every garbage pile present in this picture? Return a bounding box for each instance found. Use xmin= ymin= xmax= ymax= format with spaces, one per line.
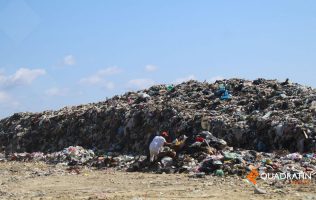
xmin=0 ymin=78 xmax=316 ymax=155
xmin=124 ymin=130 xmax=316 ymax=179
xmin=2 ymin=143 xmax=315 ymax=182
xmin=8 ymin=146 xmax=95 ymax=165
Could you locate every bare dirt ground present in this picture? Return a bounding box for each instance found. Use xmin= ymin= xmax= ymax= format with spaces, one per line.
xmin=0 ymin=162 xmax=315 ymax=200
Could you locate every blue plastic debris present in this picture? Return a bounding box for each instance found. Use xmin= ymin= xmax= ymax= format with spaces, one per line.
xmin=220 ymin=90 xmax=232 ymax=100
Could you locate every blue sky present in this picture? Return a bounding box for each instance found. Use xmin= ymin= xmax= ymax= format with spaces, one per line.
xmin=0 ymin=0 xmax=316 ymax=119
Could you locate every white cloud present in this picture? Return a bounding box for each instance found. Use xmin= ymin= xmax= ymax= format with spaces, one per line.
xmin=209 ymin=76 xmax=224 ymax=83
xmin=63 ymin=55 xmax=76 ymax=66
xmin=174 ymin=75 xmax=196 ymax=84
xmin=45 ymin=87 xmax=69 ymax=97
xmin=128 ymin=78 xmax=155 ymax=90
xmin=0 ymin=68 xmax=44 ymax=115
xmin=103 ymin=82 xmax=115 ymax=90
xmin=0 ymin=91 xmax=10 ymax=103
xmin=0 ymin=68 xmax=46 ymax=88
xmin=79 ymin=67 xmax=122 ymax=90
xmin=80 ymin=75 xmax=103 ymax=85
xmin=0 ymin=91 xmax=20 ymax=108
xmin=145 ymin=65 xmax=158 ymax=72
xmin=11 ymin=68 xmax=46 ymax=84
xmin=97 ymin=67 xmax=122 ymax=76
xmin=80 ymin=67 xmax=122 ymax=85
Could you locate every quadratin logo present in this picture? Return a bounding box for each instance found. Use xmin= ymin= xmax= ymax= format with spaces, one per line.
xmin=246 ymin=168 xmax=314 ymax=185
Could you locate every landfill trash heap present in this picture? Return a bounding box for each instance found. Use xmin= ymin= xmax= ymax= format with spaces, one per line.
xmin=0 ymin=78 xmax=316 ymax=156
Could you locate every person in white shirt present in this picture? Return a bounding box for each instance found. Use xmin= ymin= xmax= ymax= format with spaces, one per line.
xmin=149 ymin=131 xmax=171 ymax=162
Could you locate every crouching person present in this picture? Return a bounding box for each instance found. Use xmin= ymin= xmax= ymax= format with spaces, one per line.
xmin=149 ymin=131 xmax=171 ymax=162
